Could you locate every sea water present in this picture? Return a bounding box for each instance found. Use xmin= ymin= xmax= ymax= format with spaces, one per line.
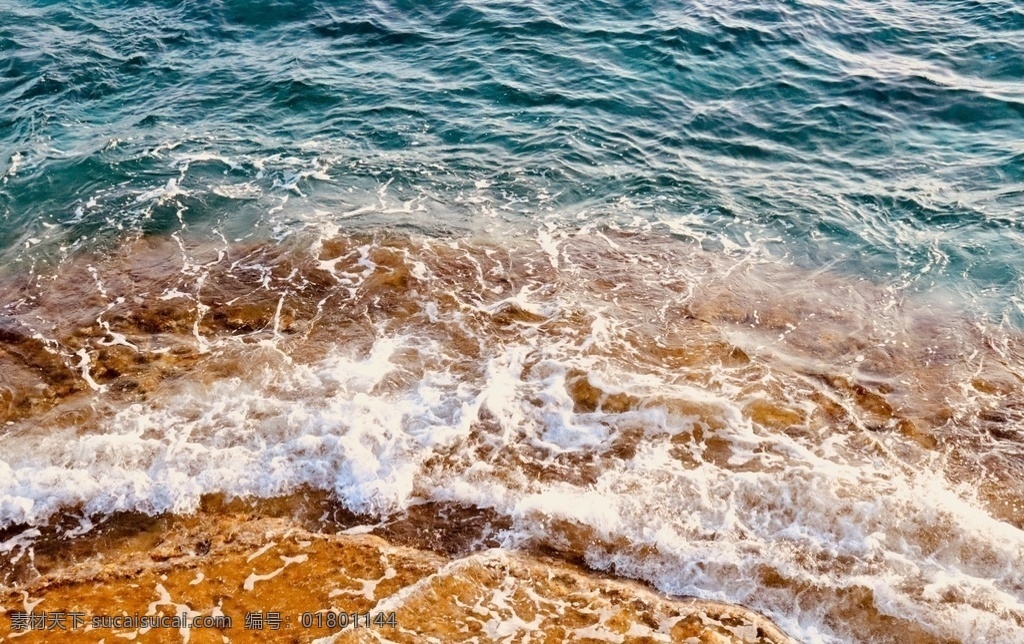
xmin=2 ymin=1 xmax=1023 ymax=642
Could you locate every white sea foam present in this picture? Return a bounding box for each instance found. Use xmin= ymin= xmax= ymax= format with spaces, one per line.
xmin=135 ymin=178 xmax=186 ymax=204
xmin=2 ymin=343 xmax=1017 ymax=641
xmin=1 ymin=226 xmax=1022 ymax=643
xmin=2 ymin=152 xmax=23 ymax=183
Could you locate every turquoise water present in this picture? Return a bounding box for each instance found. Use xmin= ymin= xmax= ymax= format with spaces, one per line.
xmin=4 ymin=3 xmax=1024 ymax=643
xmin=3 ymin=0 xmax=1023 ymax=319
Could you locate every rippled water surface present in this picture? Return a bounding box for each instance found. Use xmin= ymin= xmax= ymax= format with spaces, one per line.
xmin=2 ymin=1 xmax=1024 ymax=642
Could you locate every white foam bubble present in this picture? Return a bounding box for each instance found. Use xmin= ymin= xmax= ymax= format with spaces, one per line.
xmin=3 ymin=227 xmax=1023 ymax=643
xmin=135 ymin=178 xmax=186 ymax=204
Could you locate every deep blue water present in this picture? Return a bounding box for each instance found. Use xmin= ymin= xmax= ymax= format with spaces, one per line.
xmin=3 ymin=0 xmax=1023 ymax=321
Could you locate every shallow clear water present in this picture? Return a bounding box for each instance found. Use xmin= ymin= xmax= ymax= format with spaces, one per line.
xmin=4 ymin=0 xmax=1024 ymax=313
xmin=2 ymin=1 xmax=1024 ymax=642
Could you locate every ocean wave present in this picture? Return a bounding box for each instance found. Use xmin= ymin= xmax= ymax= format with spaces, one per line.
xmin=1 ymin=227 xmax=1023 ymax=641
